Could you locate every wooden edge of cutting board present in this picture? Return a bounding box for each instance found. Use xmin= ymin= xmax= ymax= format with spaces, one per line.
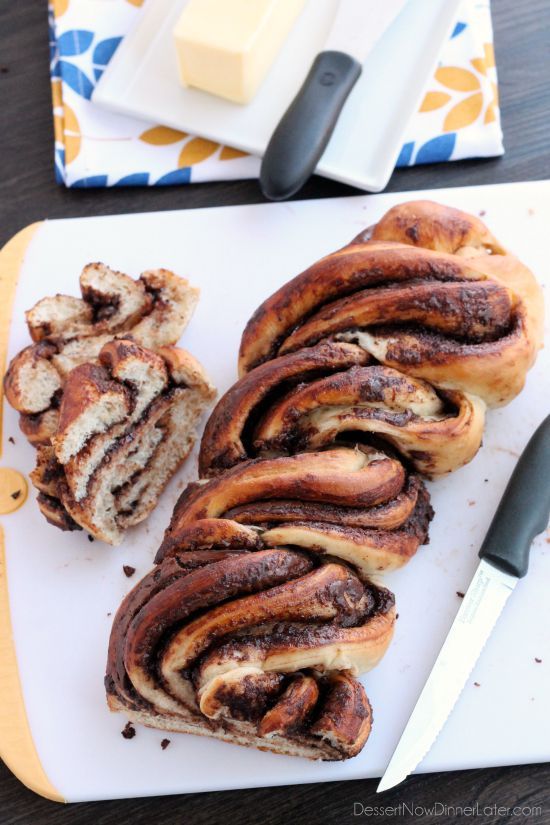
xmin=0 ymin=222 xmax=65 ymax=803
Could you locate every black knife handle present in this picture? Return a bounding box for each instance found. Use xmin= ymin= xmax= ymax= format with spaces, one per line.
xmin=479 ymin=414 xmax=550 ymax=577
xmin=260 ymin=51 xmax=361 ymax=201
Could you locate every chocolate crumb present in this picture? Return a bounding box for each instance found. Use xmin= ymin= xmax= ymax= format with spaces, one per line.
xmin=456 ymin=591 xmax=465 ymax=599
xmin=87 ymin=535 xmax=94 ymax=542
xmin=0 ymin=66 xmax=9 ymax=74
xmin=107 ymin=612 xmax=112 ymax=617
xmin=10 ymin=490 xmax=21 ymax=500
xmin=474 ymin=682 xmax=481 ymax=687
xmin=479 ymin=210 xmax=486 ymax=216
xmin=121 ymin=722 xmax=136 ymax=739
xmin=535 ymin=657 xmax=542 ymax=663
xmin=123 ymin=565 xmax=136 ymax=578
xmin=395 ymin=613 xmax=399 ymax=620
xmin=8 ymin=436 xmax=15 ymax=445
xmin=484 ymin=478 xmax=488 ymax=483
xmin=161 ymin=738 xmax=171 ymax=750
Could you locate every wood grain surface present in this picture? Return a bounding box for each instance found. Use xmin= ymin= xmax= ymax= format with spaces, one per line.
xmin=1 ymin=1 xmax=549 ymax=823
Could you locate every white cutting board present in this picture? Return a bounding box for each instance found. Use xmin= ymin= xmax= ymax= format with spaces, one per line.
xmin=1 ymin=180 xmax=549 ymax=803
xmin=93 ymin=0 xmax=461 ymax=192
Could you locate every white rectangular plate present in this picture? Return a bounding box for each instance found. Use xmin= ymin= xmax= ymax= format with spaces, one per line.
xmin=2 ymin=180 xmax=550 ymax=802
xmin=93 ymin=0 xmax=461 ymax=192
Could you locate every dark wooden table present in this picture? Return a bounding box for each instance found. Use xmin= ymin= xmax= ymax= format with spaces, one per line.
xmin=1 ymin=2 xmax=549 ymax=823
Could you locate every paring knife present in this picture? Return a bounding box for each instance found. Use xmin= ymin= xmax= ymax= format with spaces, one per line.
xmin=260 ymin=0 xmax=408 ymax=201
xmin=378 ymin=413 xmax=550 ymax=793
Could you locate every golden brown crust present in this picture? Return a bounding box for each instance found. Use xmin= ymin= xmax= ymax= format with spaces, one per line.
xmin=238 ymin=201 xmax=543 ymax=407
xmin=199 ymin=341 xmax=370 ymax=476
xmin=199 ymin=341 xmax=486 ymax=479
xmin=3 ymin=344 xmax=62 ymax=415
xmin=5 ymin=264 xmax=200 ymax=446
xmin=18 ymin=408 xmax=60 ymax=446
xmin=105 ymin=439 xmax=434 ymax=759
xmin=28 ymin=339 xmax=215 ymax=544
xmin=54 ymin=362 xmax=132 ymax=450
xmin=155 ymin=447 xmax=434 ymax=579
xmin=107 ymin=200 xmax=544 ymax=763
xmin=106 ymin=517 xmax=395 ymax=760
xmin=167 ymin=448 xmax=407 ymax=536
xmin=367 ymin=200 xmax=506 ymax=253
xmin=4 ymin=264 xmax=214 ymax=544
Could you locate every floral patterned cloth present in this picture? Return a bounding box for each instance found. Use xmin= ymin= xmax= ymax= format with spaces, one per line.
xmin=50 ymin=0 xmax=503 ymax=188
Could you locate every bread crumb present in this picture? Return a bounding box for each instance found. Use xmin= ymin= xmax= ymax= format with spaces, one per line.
xmin=479 ymin=210 xmax=486 ymax=216
xmin=161 ymin=738 xmax=171 ymax=750
xmin=123 ymin=565 xmax=136 ymax=578
xmin=468 ymin=500 xmax=475 ymax=506
xmin=121 ymin=722 xmax=136 ymax=739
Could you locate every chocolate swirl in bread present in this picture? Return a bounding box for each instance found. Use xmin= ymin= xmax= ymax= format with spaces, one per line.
xmin=199 ymin=340 xmax=485 ymax=479
xmin=32 ymin=339 xmax=216 ymax=544
xmin=239 ymin=201 xmax=543 ymax=407
xmin=106 ymin=448 xmax=430 ymax=759
xmin=4 ymin=263 xmax=199 ymax=447
xmin=107 ymin=201 xmax=543 ymax=761
xmin=160 ymin=448 xmax=433 ymax=576
xmin=4 ymin=263 xmax=216 ymax=542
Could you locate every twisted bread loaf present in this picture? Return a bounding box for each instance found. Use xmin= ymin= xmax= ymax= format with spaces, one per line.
xmin=5 ymin=263 xmax=198 ymax=446
xmin=239 ymin=201 xmax=543 ymax=407
xmin=107 ymin=201 xmax=543 ymax=760
xmin=199 ymin=340 xmax=485 ymax=478
xmin=106 ymin=448 xmax=432 ymax=759
xmin=32 ymin=339 xmax=215 ymax=544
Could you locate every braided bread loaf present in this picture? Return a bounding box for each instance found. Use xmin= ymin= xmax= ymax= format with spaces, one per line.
xmin=106 ymin=202 xmax=543 ymax=760
xmin=239 ymin=201 xmax=543 ymax=406
xmin=106 ymin=448 xmax=430 ymax=759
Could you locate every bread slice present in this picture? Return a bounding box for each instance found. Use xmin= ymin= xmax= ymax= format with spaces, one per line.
xmin=4 ymin=264 xmax=199 ymax=445
xmin=32 ymin=339 xmax=215 ymax=544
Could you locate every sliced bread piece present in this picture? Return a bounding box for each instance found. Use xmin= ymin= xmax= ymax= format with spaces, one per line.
xmin=37 ymin=339 xmax=215 ymax=545
xmin=4 ymin=263 xmax=199 ymax=446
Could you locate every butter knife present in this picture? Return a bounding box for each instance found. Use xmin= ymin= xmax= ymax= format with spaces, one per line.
xmin=260 ymin=0 xmax=408 ymax=200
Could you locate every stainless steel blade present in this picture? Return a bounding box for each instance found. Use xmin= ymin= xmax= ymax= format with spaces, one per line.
xmin=324 ymin=0 xmax=409 ymax=65
xmin=377 ymin=559 xmax=518 ymax=793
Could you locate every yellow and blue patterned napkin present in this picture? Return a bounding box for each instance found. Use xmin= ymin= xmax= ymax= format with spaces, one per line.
xmin=50 ymin=0 xmax=503 ymax=188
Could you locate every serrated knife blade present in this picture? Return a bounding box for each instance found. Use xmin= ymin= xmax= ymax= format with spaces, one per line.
xmin=377 ymin=559 xmax=517 ymax=793
xmin=378 ymin=413 xmax=550 ymax=793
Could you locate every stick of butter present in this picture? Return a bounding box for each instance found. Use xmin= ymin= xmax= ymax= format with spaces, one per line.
xmin=173 ymin=0 xmax=307 ymax=104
